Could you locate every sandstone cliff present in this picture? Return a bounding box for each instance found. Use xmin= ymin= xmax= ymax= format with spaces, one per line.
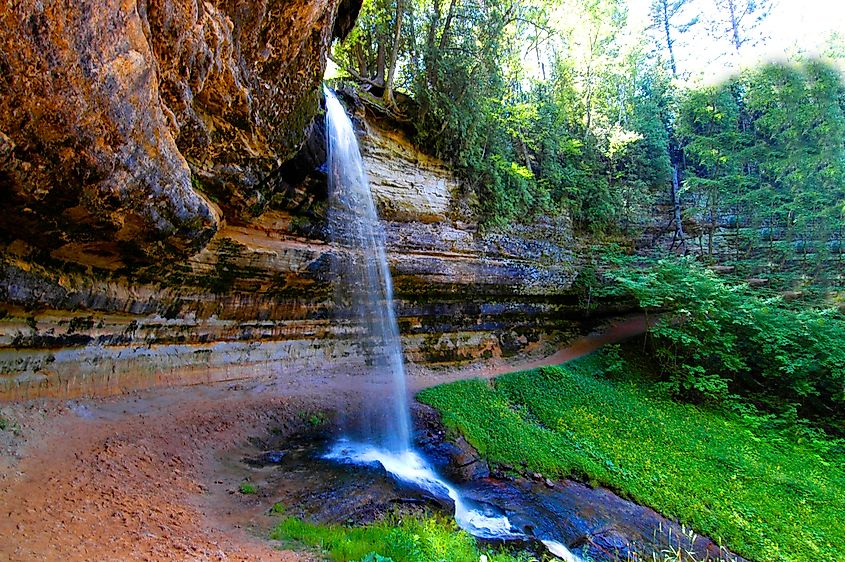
xmin=0 ymin=99 xmax=588 ymax=399
xmin=0 ymin=4 xmax=598 ymax=400
xmin=0 ymin=0 xmax=360 ymax=262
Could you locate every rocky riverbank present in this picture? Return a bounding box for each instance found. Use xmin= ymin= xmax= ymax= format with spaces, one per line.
xmin=1 ymin=322 xmax=741 ymax=562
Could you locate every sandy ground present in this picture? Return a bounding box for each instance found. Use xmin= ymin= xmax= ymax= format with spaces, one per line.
xmin=0 ymin=317 xmax=645 ymax=562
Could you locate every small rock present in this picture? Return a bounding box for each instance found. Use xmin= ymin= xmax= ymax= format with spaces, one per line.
xmin=262 ymin=450 xmax=285 ymax=464
xmin=544 ymin=478 xmax=555 ymax=488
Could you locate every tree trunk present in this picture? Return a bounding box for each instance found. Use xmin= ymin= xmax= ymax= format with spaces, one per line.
xmin=428 ymin=0 xmax=457 ymax=88
xmin=375 ymin=42 xmax=386 ymax=87
xmin=727 ymin=0 xmax=742 ymax=51
xmin=407 ymin=0 xmax=419 ymax=74
xmin=354 ymin=42 xmax=369 ymax=78
xmin=520 ymin=137 xmax=532 ymax=172
xmin=584 ymin=64 xmax=593 ymax=130
xmin=660 ymin=0 xmax=678 ymax=77
xmin=439 ymin=0 xmax=459 ymax=51
xmin=384 ymin=0 xmax=404 ymax=107
xmin=425 ymin=0 xmax=442 ymax=87
xmin=708 ymin=192 xmax=716 ymax=259
xmin=584 ymin=28 xmax=600 ymax=131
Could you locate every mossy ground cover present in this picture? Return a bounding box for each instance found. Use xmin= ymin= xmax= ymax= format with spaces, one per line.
xmin=270 ymin=515 xmax=533 ymax=562
xmin=417 ymin=352 xmax=845 ymax=562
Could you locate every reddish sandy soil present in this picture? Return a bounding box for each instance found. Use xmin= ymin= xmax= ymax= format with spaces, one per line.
xmin=0 ymin=387 xmax=322 ymax=562
xmin=0 ymin=316 xmax=645 ymax=562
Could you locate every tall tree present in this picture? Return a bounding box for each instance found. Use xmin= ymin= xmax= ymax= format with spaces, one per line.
xmin=678 ymin=60 xmax=845 ymax=284
xmin=384 ymin=0 xmax=404 ymax=107
xmin=649 ymin=0 xmax=698 ymax=78
xmin=711 ymin=0 xmax=773 ymax=52
xmin=679 ymin=84 xmax=752 ymax=257
xmin=647 ymin=0 xmax=696 ymax=251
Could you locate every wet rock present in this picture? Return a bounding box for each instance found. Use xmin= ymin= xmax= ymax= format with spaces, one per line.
xmin=461 ymin=477 xmax=749 ymax=562
xmin=445 ymin=436 xmax=489 ymax=482
xmin=242 ymin=450 xmax=286 ymax=467
xmin=262 ymin=451 xmax=286 ymax=464
xmin=412 ymin=404 xmax=489 ymax=482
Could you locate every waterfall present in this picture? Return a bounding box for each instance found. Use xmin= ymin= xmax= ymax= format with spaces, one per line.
xmin=325 ymin=87 xmax=411 ymax=452
xmin=322 ymin=87 xmax=580 ymax=561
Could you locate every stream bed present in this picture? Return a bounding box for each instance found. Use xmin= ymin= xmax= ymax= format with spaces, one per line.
xmin=236 ymin=404 xmax=747 ymax=562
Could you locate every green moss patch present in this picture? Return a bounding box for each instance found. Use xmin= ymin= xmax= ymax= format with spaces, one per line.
xmin=270 ymin=515 xmax=532 ymax=562
xmin=418 ymin=352 xmax=845 ymax=562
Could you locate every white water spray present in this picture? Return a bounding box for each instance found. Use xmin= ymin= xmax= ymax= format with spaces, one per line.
xmin=325 ymin=440 xmax=514 ymax=539
xmin=322 ymin=87 xmax=580 ymax=561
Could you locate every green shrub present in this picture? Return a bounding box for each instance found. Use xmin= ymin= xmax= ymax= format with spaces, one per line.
xmin=609 ymin=257 xmax=845 ymax=428
xmin=239 ymin=482 xmax=257 ymax=495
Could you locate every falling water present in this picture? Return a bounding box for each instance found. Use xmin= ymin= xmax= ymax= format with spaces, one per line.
xmin=325 ymin=87 xmax=411 ymax=452
xmin=323 ymin=87 xmax=580 ymax=561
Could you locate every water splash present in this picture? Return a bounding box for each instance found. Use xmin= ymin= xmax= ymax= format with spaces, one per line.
xmin=541 ymin=540 xmax=583 ymax=562
xmin=325 ymin=440 xmax=514 ymax=539
xmin=324 ymin=87 xmax=411 ymax=452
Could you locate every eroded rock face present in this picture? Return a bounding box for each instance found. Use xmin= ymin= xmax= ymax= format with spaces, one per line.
xmin=362 ymin=119 xmax=460 ymax=223
xmin=0 ymin=0 xmax=358 ymax=263
xmin=0 ymin=0 xmax=594 ymax=401
xmin=0 ymin=96 xmax=596 ymax=400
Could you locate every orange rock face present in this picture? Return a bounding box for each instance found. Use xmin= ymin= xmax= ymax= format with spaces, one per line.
xmin=0 ymin=105 xmax=594 ymax=401
xmin=0 ymin=0 xmax=358 ymax=262
xmin=0 ymin=21 xmax=598 ymax=402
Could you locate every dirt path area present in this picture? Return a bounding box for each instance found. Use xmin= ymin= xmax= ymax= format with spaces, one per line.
xmin=0 ymin=316 xmax=645 ymax=562
xmin=0 ymin=386 xmax=325 ymax=562
xmin=410 ymin=314 xmax=648 ymax=391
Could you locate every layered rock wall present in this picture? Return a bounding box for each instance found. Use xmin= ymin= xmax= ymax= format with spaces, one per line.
xmin=0 ymin=106 xmax=586 ymax=399
xmin=0 ymin=2 xmax=597 ymax=400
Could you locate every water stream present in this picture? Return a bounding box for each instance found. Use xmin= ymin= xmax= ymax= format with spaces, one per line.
xmin=323 ymin=87 xmax=579 ymax=561
xmin=325 ymin=87 xmax=411 ymax=453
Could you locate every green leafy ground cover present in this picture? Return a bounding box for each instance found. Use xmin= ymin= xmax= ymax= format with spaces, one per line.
xmin=270 ymin=515 xmax=533 ymax=562
xmin=417 ymin=353 xmax=845 ymax=562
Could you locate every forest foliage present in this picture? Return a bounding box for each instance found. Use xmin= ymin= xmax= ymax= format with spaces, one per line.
xmin=332 ymin=0 xmax=844 ymax=252
xmin=608 ymin=257 xmax=845 ymax=432
xmin=677 ymin=61 xmax=845 ymax=289
xmin=333 ymin=0 xmax=675 ymax=231
xmin=333 ymin=0 xmax=845 ymax=420
xmin=335 ymin=0 xmax=845 ymax=431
